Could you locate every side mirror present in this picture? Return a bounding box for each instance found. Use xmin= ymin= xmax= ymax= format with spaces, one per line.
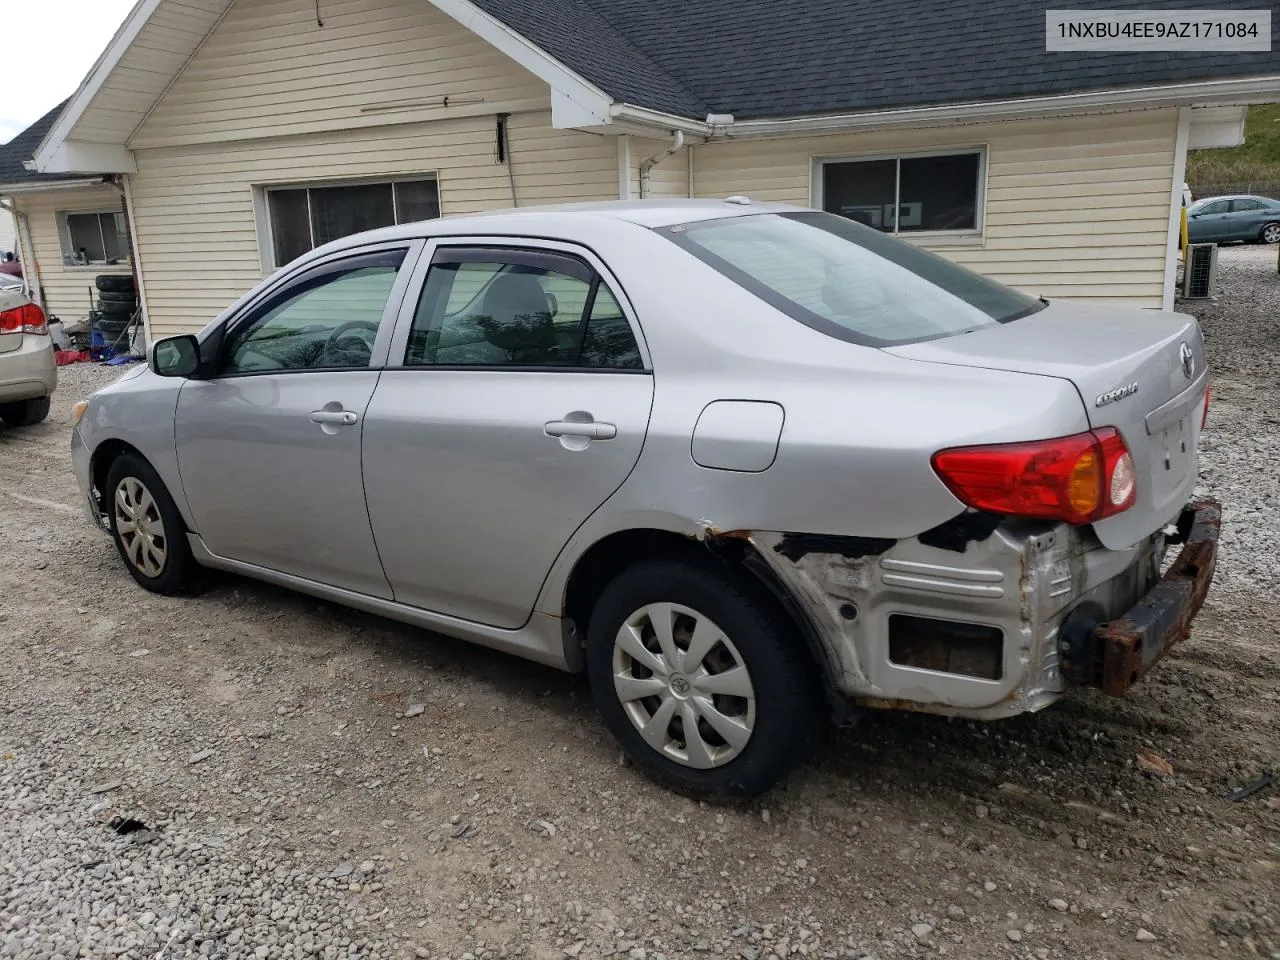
xmin=150 ymin=334 xmax=201 ymax=378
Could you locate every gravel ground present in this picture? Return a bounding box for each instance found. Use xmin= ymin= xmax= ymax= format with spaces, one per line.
xmin=2 ymin=248 xmax=1279 ymax=960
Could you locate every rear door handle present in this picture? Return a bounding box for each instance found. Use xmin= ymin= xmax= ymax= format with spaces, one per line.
xmin=310 ymin=409 xmax=359 ymax=426
xmin=544 ymin=420 xmax=616 ymax=440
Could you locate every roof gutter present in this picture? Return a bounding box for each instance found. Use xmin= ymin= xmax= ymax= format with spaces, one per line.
xmin=608 ymin=103 xmax=715 ymax=138
xmin=0 ymin=177 xmax=109 ymax=194
xmin=724 ymin=75 xmax=1280 ymax=139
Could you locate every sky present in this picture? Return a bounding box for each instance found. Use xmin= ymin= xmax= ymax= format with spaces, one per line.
xmin=2 ymin=0 xmax=137 ymax=144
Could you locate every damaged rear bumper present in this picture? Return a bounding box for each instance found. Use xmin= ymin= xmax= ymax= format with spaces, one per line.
xmin=1064 ymin=498 xmax=1220 ymax=696
xmin=728 ymin=496 xmax=1215 ymax=722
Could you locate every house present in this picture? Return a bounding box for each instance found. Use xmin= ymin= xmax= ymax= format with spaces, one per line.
xmin=0 ymin=101 xmax=135 ymax=320
xmin=16 ymin=0 xmax=1280 ymax=341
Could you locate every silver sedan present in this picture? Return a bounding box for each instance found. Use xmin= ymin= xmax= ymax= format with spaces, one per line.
xmin=71 ymin=200 xmax=1218 ymax=797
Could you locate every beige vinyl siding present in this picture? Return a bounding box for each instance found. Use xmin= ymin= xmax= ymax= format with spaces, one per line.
xmin=692 ymin=109 xmax=1178 ymax=307
xmin=12 ymin=186 xmax=132 ymax=322
xmin=132 ymin=0 xmax=544 ymax=150
xmin=628 ymin=137 xmax=691 ymax=199
xmin=130 ymin=111 xmax=618 ymax=337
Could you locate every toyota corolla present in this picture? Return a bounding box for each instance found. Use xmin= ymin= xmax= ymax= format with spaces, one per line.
xmin=70 ymin=200 xmax=1218 ymax=797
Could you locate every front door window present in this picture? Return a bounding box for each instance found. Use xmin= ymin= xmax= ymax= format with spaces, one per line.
xmin=221 ymin=249 xmax=407 ymax=375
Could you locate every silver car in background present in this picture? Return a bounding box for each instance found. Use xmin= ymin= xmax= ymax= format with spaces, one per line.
xmin=70 ymin=200 xmax=1218 ymax=797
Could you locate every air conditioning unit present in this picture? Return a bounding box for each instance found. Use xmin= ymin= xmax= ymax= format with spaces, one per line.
xmin=1182 ymin=243 xmax=1218 ymax=299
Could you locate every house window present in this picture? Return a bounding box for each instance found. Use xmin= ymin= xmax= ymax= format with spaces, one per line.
xmin=59 ymin=211 xmax=130 ymax=266
xmin=266 ymin=178 xmax=440 ymax=268
xmin=820 ymin=151 xmax=983 ymax=234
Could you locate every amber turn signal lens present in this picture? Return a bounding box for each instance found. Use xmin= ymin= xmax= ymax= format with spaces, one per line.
xmin=71 ymin=401 xmax=88 ymax=427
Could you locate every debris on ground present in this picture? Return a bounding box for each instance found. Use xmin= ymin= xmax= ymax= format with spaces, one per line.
xmin=1226 ymin=770 xmax=1274 ymax=802
xmin=1136 ymin=750 xmax=1174 ymax=778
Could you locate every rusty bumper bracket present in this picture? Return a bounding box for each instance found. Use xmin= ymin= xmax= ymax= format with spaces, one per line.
xmin=1089 ymin=499 xmax=1221 ymax=697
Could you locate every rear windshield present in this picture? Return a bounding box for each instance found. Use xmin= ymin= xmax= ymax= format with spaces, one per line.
xmin=662 ymin=211 xmax=1044 ymax=347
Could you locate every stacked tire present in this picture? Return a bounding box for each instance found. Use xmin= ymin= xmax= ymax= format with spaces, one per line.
xmin=95 ymin=274 xmax=138 ymax=346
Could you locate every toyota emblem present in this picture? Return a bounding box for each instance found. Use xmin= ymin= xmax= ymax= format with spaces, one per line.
xmin=1179 ymin=342 xmax=1194 ymax=379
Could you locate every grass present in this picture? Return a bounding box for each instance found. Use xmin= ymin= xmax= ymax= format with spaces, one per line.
xmin=1187 ymin=103 xmax=1280 ymax=190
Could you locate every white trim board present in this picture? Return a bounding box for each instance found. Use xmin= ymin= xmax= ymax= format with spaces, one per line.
xmin=32 ymin=0 xmax=169 ymax=172
xmin=428 ymin=0 xmax=613 ymax=129
xmin=1162 ymin=109 xmax=1192 ymax=313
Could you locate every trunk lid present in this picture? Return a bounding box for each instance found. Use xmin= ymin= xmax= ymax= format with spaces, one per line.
xmin=887 ymin=300 xmax=1207 ymax=549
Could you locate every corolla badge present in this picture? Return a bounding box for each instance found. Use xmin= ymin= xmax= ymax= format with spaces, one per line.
xmin=1179 ymin=342 xmax=1195 ymax=379
xmin=1095 ymin=382 xmax=1139 ymax=407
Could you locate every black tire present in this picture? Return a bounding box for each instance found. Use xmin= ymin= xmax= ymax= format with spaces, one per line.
xmin=105 ymin=453 xmax=200 ymax=595
xmin=98 ymin=289 xmax=136 ymax=304
xmin=0 ymin=396 xmax=51 ymax=427
xmin=95 ymin=320 xmax=133 ymax=344
xmin=98 ymin=299 xmax=137 ymax=316
xmin=586 ymin=557 xmax=820 ymax=799
xmin=1260 ymin=222 xmax=1280 ymax=245
xmin=95 ymin=275 xmax=136 ymax=294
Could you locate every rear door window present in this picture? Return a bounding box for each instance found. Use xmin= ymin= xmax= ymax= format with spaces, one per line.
xmin=405 ymin=247 xmax=643 ymax=369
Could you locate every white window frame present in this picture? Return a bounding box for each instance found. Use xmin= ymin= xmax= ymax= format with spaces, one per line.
xmin=254 ymin=174 xmax=441 ymax=272
xmin=811 ymin=146 xmax=988 ymax=244
xmin=56 ymin=208 xmax=131 ymax=268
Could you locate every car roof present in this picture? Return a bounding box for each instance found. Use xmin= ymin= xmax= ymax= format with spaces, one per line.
xmin=312 ymin=198 xmax=805 ymax=255
xmin=1191 ymin=194 xmax=1278 ymax=205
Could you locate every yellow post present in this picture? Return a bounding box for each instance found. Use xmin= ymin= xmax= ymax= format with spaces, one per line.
xmin=1180 ymin=205 xmax=1189 ymax=255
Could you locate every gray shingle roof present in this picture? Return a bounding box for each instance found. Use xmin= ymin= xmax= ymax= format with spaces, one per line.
xmin=0 ymin=100 xmax=82 ymax=187
xmin=469 ymin=0 xmax=1280 ymax=120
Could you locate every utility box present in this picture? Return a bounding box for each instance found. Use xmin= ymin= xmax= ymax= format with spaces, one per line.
xmin=1182 ymin=243 xmax=1218 ymax=299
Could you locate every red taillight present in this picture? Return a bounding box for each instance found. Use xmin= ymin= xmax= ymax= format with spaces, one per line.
xmin=932 ymin=427 xmax=1136 ymax=525
xmin=0 ymin=303 xmax=47 ymax=336
xmin=1201 ymin=384 xmax=1210 ymax=430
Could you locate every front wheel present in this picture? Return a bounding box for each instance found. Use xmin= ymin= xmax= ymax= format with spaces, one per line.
xmin=586 ymin=558 xmax=820 ymax=798
xmin=1260 ymin=222 xmax=1280 ymax=244
xmin=106 ymin=453 xmax=200 ymax=594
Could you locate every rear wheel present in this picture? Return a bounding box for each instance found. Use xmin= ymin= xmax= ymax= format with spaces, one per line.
xmin=1260 ymin=222 xmax=1280 ymax=244
xmin=106 ymin=453 xmax=199 ymax=594
xmin=586 ymin=557 xmax=819 ymax=798
xmin=0 ymin=396 xmax=50 ymax=427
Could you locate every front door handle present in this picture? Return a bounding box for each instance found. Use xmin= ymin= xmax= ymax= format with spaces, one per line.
xmin=544 ymin=420 xmax=616 ymax=440
xmin=310 ymin=409 xmax=359 ymax=426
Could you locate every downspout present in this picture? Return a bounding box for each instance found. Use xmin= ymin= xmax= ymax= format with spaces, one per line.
xmin=0 ymin=197 xmax=46 ymax=312
xmin=638 ymin=131 xmax=685 ymax=199
xmin=104 ymin=179 xmax=146 ymax=343
xmin=497 ymin=113 xmax=518 ymax=208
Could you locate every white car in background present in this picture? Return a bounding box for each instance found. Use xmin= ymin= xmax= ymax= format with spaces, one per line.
xmin=0 ymin=288 xmax=56 ymax=427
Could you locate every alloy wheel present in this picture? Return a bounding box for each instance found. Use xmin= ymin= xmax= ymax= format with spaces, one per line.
xmin=1262 ymin=223 xmax=1280 ymax=244
xmin=114 ymin=477 xmax=167 ymax=578
xmin=611 ymin=602 xmax=756 ymax=769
